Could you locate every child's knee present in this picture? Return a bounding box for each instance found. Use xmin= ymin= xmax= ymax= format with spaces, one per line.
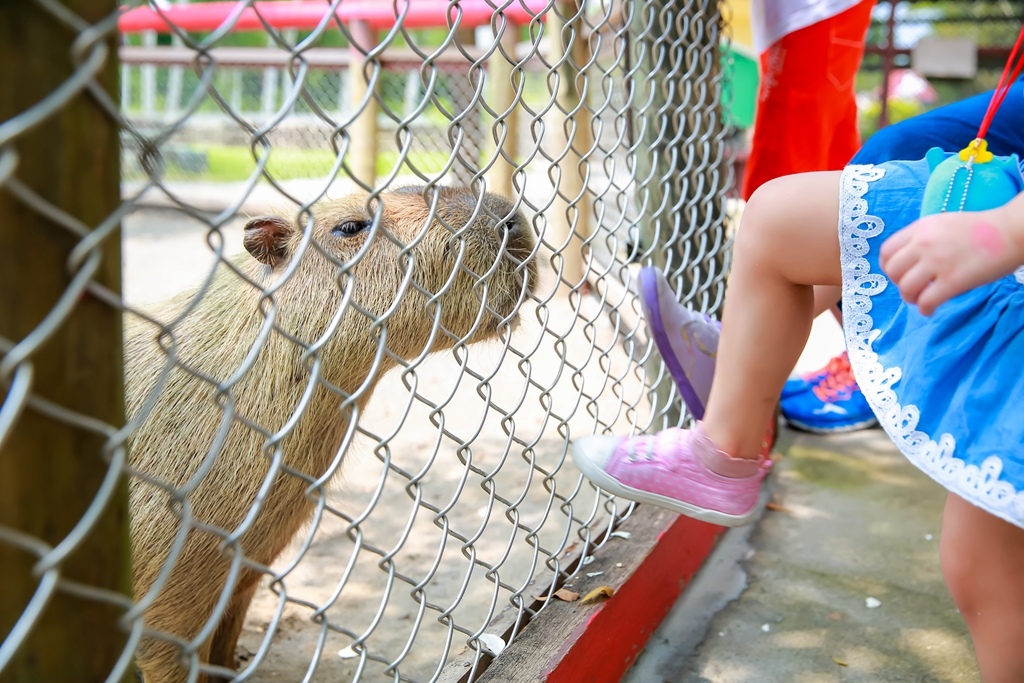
xmin=735 ymin=175 xmax=818 ymax=266
xmin=736 ymin=177 xmax=790 ymax=251
xmin=939 ymin=530 xmax=977 ymax=612
xmin=939 ymin=495 xmax=1024 ymax=619
xmin=733 ymin=171 xmax=843 ymax=286
xmin=940 ymin=495 xmax=993 ymax=616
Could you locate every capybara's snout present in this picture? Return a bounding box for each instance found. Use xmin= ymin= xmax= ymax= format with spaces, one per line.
xmin=402 ymin=185 xmax=535 ymax=260
xmin=390 ymin=185 xmax=537 ymax=298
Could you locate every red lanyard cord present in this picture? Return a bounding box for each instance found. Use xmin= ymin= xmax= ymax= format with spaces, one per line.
xmin=977 ymin=24 xmax=1024 ymax=142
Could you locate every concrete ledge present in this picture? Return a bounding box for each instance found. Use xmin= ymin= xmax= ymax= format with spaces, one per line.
xmin=475 ymin=506 xmax=727 ymax=683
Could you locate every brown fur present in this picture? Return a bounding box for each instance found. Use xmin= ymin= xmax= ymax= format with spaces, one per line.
xmin=126 ymin=187 xmax=535 ymax=682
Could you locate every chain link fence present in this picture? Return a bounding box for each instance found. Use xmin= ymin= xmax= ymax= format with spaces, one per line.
xmin=119 ymin=57 xmax=490 ymax=184
xmin=0 ymin=1 xmax=735 ymax=681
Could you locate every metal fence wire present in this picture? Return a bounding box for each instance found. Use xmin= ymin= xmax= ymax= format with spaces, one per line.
xmin=0 ymin=1 xmax=734 ymax=681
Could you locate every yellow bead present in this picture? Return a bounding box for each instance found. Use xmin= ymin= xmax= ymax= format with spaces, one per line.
xmin=959 ymin=138 xmax=995 ymax=164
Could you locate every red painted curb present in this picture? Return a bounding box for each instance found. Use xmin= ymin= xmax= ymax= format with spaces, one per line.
xmin=542 ymin=515 xmax=726 ymax=683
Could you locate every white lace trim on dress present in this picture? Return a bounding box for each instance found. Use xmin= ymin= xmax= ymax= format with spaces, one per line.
xmin=839 ymin=164 xmax=1024 ymax=529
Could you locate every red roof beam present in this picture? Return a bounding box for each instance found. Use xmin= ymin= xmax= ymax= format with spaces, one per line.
xmin=118 ymin=1 xmax=549 ymax=34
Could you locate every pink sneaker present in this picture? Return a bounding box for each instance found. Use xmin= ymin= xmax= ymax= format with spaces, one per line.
xmin=571 ymin=424 xmax=771 ymax=527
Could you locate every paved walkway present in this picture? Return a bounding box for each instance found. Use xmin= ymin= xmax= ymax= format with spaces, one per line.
xmin=624 ymin=315 xmax=979 ymax=683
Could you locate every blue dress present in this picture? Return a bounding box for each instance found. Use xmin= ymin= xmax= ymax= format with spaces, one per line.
xmin=840 ymin=156 xmax=1024 ymax=530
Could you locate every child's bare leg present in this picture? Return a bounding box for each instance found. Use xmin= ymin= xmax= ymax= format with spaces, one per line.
xmin=570 ymin=171 xmax=847 ymax=526
xmin=814 ymin=285 xmax=842 ymax=320
xmin=941 ymin=494 xmax=1024 ymax=683
xmin=703 ymin=171 xmax=844 ymax=457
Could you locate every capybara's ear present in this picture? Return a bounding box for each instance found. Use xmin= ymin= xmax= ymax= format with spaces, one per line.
xmin=243 ymin=215 xmax=293 ymax=267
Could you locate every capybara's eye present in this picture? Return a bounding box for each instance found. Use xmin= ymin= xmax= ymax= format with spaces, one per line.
xmin=332 ymin=220 xmax=369 ymax=237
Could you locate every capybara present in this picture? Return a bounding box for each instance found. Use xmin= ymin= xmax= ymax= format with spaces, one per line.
xmin=126 ymin=187 xmax=536 ymax=682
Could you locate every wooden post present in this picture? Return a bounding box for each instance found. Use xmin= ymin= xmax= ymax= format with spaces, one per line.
xmin=451 ymin=27 xmax=482 ymax=188
xmin=166 ymin=45 xmax=184 ymax=118
xmin=347 ymin=20 xmax=379 ymax=188
xmin=485 ymin=21 xmax=520 ymax=199
xmin=261 ymin=33 xmax=278 ymax=118
xmin=165 ymin=0 xmax=188 ymax=119
xmin=120 ymin=59 xmax=132 ymax=115
xmin=231 ymin=67 xmax=244 ymax=113
xmin=0 ymin=1 xmax=131 ymax=682
xmin=546 ymin=0 xmax=594 ymax=291
xmin=141 ymin=30 xmax=157 ymax=119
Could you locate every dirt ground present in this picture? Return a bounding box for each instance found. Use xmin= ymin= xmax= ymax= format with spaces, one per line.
xmin=122 ymin=202 xmax=650 ymax=682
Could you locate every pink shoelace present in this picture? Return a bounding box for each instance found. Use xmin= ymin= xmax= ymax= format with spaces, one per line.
xmin=811 ymin=353 xmax=859 ymax=402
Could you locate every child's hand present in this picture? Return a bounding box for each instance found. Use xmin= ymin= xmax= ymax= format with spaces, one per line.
xmin=879 ymin=208 xmax=1023 ymax=316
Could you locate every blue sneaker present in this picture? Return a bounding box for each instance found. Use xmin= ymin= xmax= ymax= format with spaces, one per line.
xmin=781 ymin=353 xmax=878 ymax=433
xmin=781 ymin=352 xmax=849 ymax=400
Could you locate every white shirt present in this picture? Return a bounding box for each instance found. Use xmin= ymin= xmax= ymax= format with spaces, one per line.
xmin=750 ymin=0 xmax=865 ymax=53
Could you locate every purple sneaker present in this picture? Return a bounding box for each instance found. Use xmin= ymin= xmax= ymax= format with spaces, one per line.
xmin=571 ymin=424 xmax=772 ymax=527
xmin=638 ymin=267 xmax=719 ymax=419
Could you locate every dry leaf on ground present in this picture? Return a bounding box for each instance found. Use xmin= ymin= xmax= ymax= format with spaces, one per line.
xmin=539 ymin=588 xmax=580 ymax=602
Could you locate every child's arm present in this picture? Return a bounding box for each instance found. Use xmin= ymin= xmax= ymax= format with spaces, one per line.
xmin=879 ymin=191 xmax=1024 ymax=316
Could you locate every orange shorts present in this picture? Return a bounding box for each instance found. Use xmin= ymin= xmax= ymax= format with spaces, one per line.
xmin=742 ymin=0 xmax=876 ymax=200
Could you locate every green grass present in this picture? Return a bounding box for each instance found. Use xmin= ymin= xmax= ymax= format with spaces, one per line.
xmin=206 ymin=145 xmax=453 ymax=181
xmin=149 ymin=144 xmax=453 ymax=182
